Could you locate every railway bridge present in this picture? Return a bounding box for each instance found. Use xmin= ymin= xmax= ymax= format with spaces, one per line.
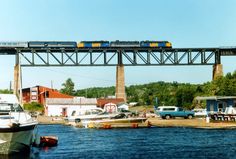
xmin=0 ymin=46 xmax=236 ymax=101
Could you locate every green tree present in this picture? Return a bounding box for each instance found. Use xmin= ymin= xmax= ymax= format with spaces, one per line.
xmin=60 ymin=78 xmax=75 ymax=95
xmin=0 ymin=89 xmax=12 ymax=94
xmin=23 ymin=102 xmax=44 ymax=112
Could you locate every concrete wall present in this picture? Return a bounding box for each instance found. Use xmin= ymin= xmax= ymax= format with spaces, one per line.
xmin=46 ymin=104 xmax=97 ymax=116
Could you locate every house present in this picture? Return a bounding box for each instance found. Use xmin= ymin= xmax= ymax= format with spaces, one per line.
xmin=196 ymin=96 xmax=236 ymax=113
xmin=22 ymin=85 xmax=73 ymax=105
xmin=45 ymin=97 xmax=97 ymax=116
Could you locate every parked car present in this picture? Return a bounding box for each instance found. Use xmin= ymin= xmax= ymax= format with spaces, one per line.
xmin=156 ymin=106 xmax=195 ymax=119
xmin=192 ymin=109 xmax=207 ymax=117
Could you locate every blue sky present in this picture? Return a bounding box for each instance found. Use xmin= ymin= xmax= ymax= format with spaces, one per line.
xmin=0 ymin=0 xmax=236 ymax=90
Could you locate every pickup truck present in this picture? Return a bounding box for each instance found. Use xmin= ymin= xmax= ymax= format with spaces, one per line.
xmin=156 ymin=106 xmax=195 ymax=119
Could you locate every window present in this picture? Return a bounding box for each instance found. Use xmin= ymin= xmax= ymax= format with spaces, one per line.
xmin=218 ymin=103 xmax=223 ymax=112
xmin=0 ymin=103 xmax=23 ymax=112
xmin=45 ymin=91 xmax=49 ymax=98
xmin=163 ymin=108 xmax=175 ymax=111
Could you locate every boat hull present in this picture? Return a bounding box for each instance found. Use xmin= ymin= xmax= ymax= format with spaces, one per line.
xmin=0 ymin=125 xmax=36 ymax=154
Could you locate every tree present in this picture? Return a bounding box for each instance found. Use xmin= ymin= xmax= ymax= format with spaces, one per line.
xmin=0 ymin=89 xmax=12 ymax=94
xmin=23 ymin=102 xmax=44 ymax=112
xmin=60 ymin=78 xmax=75 ymax=95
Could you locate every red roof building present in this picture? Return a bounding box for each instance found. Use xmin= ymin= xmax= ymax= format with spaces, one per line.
xmin=97 ymin=98 xmax=125 ymax=108
xmin=22 ymin=85 xmax=73 ymax=105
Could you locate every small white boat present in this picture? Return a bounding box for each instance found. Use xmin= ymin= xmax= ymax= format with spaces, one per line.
xmin=65 ymin=108 xmax=118 ymax=126
xmin=0 ymin=94 xmax=38 ymax=154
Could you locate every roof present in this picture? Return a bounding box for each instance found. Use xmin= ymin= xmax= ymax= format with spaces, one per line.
xmin=195 ymin=96 xmax=236 ymax=101
xmin=97 ymin=98 xmax=125 ymax=107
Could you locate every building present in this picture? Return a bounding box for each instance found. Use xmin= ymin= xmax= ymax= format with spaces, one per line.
xmin=97 ymin=98 xmax=125 ymax=108
xmin=45 ymin=97 xmax=97 ymax=116
xmin=22 ymin=85 xmax=73 ymax=105
xmin=196 ymin=96 xmax=236 ymax=113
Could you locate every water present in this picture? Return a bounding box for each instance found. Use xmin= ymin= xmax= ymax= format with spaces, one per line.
xmin=2 ymin=125 xmax=236 ymax=159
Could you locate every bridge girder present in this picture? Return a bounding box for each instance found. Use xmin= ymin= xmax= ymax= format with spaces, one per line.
xmin=13 ymin=48 xmax=224 ymax=67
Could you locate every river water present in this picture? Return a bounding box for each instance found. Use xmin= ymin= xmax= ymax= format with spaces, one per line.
xmin=2 ymin=124 xmax=236 ymax=159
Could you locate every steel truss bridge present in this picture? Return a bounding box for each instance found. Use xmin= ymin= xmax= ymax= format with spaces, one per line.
xmin=0 ymin=47 xmax=236 ymax=66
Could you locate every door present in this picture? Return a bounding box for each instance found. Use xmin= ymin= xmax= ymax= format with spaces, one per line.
xmin=62 ymin=108 xmax=67 ymax=117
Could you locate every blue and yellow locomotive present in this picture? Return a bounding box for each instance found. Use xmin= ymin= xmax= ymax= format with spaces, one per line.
xmin=0 ymin=40 xmax=172 ymax=48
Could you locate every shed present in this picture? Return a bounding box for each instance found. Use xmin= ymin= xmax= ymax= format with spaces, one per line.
xmin=117 ymin=103 xmax=129 ymax=111
xmin=196 ymin=96 xmax=236 ymax=113
xmin=45 ymin=97 xmax=97 ymax=116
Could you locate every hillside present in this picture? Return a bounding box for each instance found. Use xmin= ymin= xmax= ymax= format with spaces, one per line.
xmin=75 ymin=71 xmax=236 ymax=109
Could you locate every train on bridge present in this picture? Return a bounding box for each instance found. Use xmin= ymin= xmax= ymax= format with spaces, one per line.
xmin=0 ymin=41 xmax=172 ymax=48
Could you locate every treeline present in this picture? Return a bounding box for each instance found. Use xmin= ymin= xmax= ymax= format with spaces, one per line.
xmin=60 ymin=71 xmax=236 ymax=109
xmin=0 ymin=71 xmax=235 ymax=110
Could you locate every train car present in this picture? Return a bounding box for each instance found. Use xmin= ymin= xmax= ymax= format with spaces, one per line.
xmin=140 ymin=41 xmax=172 ymax=48
xmin=77 ymin=41 xmax=110 ymax=48
xmin=0 ymin=41 xmax=28 ymax=48
xmin=28 ymin=41 xmax=77 ymax=48
xmin=110 ymin=41 xmax=140 ymax=47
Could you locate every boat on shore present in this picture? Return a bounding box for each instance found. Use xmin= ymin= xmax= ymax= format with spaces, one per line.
xmin=0 ymin=94 xmax=38 ymax=154
xmin=65 ymin=108 xmax=119 ymax=126
xmin=81 ymin=117 xmax=151 ymax=129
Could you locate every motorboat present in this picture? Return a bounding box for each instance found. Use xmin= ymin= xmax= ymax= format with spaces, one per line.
xmin=0 ymin=94 xmax=38 ymax=154
xmin=65 ymin=108 xmax=118 ymax=126
xmin=84 ymin=117 xmax=150 ymax=129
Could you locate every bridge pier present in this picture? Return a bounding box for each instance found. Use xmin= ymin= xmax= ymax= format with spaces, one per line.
xmin=213 ymin=64 xmax=223 ymax=80
xmin=116 ymin=64 xmax=126 ymax=102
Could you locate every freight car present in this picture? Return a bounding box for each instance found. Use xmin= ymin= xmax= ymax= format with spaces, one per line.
xmin=77 ymin=41 xmax=109 ymax=48
xmin=28 ymin=41 xmax=77 ymax=48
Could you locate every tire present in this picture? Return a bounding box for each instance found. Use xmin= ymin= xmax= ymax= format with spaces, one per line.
xmin=165 ymin=115 xmax=171 ymax=120
xmin=188 ymin=115 xmax=193 ymax=119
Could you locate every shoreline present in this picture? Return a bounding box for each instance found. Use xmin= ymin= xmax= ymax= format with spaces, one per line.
xmin=148 ymin=118 xmax=236 ymax=129
xmin=36 ymin=115 xmax=236 ymax=129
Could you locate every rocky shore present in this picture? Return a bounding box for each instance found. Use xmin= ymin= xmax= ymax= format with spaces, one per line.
xmin=36 ymin=115 xmax=65 ymax=124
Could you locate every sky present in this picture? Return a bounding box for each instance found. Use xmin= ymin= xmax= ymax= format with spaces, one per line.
xmin=0 ymin=0 xmax=236 ymax=90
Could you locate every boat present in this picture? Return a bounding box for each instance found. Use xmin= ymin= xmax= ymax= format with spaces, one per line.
xmin=84 ymin=117 xmax=151 ymax=129
xmin=40 ymin=136 xmax=58 ymax=147
xmin=76 ymin=112 xmax=149 ymax=128
xmin=0 ymin=94 xmax=38 ymax=154
xmin=65 ymin=108 xmax=119 ymax=127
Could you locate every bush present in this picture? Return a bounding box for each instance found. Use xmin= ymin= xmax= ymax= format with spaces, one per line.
xmin=23 ymin=102 xmax=44 ymax=112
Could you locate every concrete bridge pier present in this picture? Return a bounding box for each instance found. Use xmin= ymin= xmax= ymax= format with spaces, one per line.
xmin=213 ymin=64 xmax=223 ymax=80
xmin=116 ymin=64 xmax=126 ymax=102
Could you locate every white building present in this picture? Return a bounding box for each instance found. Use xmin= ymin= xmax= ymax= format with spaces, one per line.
xmin=45 ymin=97 xmax=97 ymax=116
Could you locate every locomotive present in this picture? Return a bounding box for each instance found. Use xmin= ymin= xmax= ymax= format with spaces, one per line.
xmin=0 ymin=40 xmax=172 ymax=48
